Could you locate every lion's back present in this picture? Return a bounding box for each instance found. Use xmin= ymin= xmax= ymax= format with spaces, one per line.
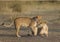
xmin=14 ymin=17 xmax=32 ymax=26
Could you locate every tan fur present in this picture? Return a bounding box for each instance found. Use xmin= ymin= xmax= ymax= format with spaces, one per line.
xmin=14 ymin=16 xmax=42 ymax=37
xmin=1 ymin=16 xmax=42 ymax=37
xmin=38 ymin=21 xmax=48 ymax=37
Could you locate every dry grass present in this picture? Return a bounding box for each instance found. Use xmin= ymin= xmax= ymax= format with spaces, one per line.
xmin=0 ymin=1 xmax=60 ymax=42
xmin=0 ymin=1 xmax=60 ymax=25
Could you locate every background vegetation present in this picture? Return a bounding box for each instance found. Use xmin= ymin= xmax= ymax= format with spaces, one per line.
xmin=0 ymin=1 xmax=60 ymax=24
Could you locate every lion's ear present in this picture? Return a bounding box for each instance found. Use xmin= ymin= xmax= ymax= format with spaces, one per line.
xmin=36 ymin=16 xmax=42 ymax=19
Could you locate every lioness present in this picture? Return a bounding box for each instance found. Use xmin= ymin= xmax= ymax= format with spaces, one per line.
xmin=14 ymin=16 xmax=42 ymax=37
xmin=2 ymin=16 xmax=42 ymax=37
xmin=37 ymin=20 xmax=48 ymax=37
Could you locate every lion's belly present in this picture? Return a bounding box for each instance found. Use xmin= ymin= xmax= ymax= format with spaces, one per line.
xmin=21 ymin=23 xmax=30 ymax=27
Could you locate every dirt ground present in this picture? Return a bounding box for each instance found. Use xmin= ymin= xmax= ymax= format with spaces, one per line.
xmin=0 ymin=1 xmax=60 ymax=42
xmin=0 ymin=23 xmax=60 ymax=42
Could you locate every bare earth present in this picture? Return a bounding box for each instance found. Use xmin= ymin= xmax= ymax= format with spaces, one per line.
xmin=0 ymin=1 xmax=60 ymax=42
xmin=0 ymin=23 xmax=60 ymax=42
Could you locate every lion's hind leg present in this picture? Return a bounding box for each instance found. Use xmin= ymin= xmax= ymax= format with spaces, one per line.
xmin=15 ymin=25 xmax=21 ymax=37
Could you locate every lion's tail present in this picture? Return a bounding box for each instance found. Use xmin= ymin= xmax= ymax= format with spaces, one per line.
xmin=1 ymin=22 xmax=14 ymax=27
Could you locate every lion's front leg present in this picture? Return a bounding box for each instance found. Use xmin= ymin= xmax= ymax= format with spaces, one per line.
xmin=34 ymin=27 xmax=38 ymax=36
xmin=31 ymin=27 xmax=38 ymax=36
